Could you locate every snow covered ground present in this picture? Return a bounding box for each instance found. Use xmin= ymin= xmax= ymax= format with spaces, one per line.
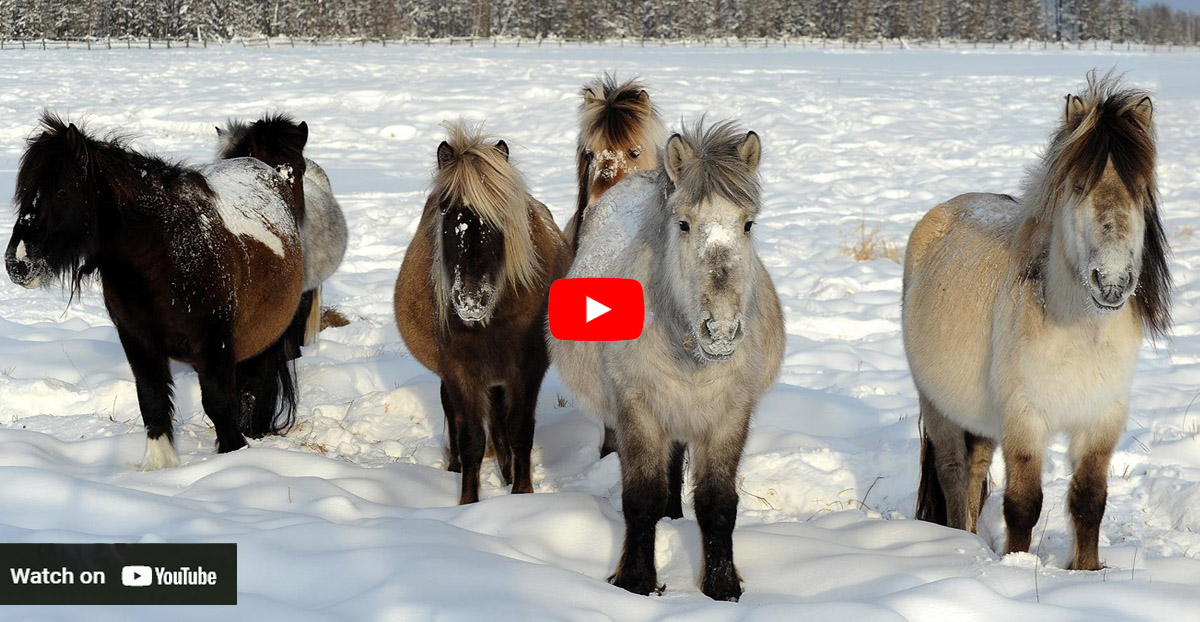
xmin=0 ymin=44 xmax=1198 ymax=620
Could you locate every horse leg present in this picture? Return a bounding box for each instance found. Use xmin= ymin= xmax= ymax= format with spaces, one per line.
xmin=197 ymin=348 xmax=248 ymax=454
xmin=444 ymin=377 xmax=488 ymax=505
xmin=609 ymin=398 xmax=669 ymax=596
xmin=918 ymin=394 xmax=970 ymax=529
xmin=440 ymin=382 xmax=461 ymax=473
xmin=487 ymin=386 xmax=514 ymax=486
xmin=304 ymin=285 xmax=322 ymax=346
xmin=505 ymin=358 xmax=547 ymax=495
xmin=964 ymin=431 xmax=997 ymax=533
xmin=692 ymin=410 xmax=750 ymax=602
xmin=1001 ymin=404 xmax=1046 ymax=555
xmin=283 ymin=289 xmax=314 ymax=360
xmin=1066 ymin=412 xmax=1121 ymax=570
xmin=664 ymin=441 xmax=685 ymax=519
xmin=599 ymin=426 xmax=618 ymax=458
xmin=117 ymin=328 xmax=178 ymax=470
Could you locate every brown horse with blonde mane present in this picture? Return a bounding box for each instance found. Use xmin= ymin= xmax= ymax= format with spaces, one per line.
xmin=394 ymin=121 xmax=572 ymax=505
xmin=904 ymin=72 xmax=1169 ymax=571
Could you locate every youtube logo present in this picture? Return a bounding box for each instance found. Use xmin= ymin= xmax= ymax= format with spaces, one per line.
xmin=549 ymin=278 xmax=644 ymax=341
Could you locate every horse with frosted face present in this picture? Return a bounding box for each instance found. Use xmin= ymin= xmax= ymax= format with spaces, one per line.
xmin=563 ymin=74 xmax=666 ymax=251
xmin=216 ymin=114 xmax=348 ymax=349
xmin=394 ymin=121 xmax=572 ymax=505
xmin=4 ymin=114 xmax=305 ymax=468
xmin=549 ymin=120 xmax=784 ymax=601
xmin=904 ymin=73 xmax=1169 ymax=571
xmin=563 ymin=74 xmax=666 ymax=459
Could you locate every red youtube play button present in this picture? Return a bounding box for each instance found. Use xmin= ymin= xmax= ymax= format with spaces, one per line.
xmin=549 ymin=278 xmax=644 ymax=341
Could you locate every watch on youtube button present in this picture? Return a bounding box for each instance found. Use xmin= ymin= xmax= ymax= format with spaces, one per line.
xmin=549 ymin=278 xmax=644 ymax=341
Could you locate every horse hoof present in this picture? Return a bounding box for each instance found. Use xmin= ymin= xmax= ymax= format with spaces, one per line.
xmin=702 ymin=579 xmax=743 ymax=602
xmin=608 ymin=571 xmax=662 ymax=596
xmin=141 ymin=435 xmax=180 ymax=471
xmin=216 ymin=435 xmax=248 ymax=454
xmin=446 ymin=460 xmax=461 ymax=473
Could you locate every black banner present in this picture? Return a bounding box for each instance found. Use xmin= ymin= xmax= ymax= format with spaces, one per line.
xmin=0 ymin=543 xmax=236 ymax=605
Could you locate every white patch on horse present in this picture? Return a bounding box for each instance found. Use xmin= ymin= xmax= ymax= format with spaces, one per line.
xmin=197 ymin=159 xmax=296 ymax=257
xmin=14 ymin=240 xmax=27 ymax=261
xmin=142 ymin=434 xmax=180 ymax=471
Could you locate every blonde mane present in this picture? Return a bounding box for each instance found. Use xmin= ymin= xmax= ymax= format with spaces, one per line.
xmin=430 ymin=121 xmax=540 ymax=319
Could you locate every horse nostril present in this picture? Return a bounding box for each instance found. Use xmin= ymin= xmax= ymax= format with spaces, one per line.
xmin=1090 ymin=268 xmax=1103 ymax=290
xmin=7 ymin=260 xmax=28 ymax=280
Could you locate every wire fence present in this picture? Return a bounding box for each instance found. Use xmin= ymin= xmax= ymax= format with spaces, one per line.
xmin=1 ymin=35 xmax=1198 ymax=53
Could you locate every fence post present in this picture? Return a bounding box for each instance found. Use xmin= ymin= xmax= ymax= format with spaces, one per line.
xmin=41 ymin=37 xmax=46 ymax=50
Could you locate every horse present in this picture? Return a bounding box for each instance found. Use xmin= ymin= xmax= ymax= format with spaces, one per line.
xmin=548 ymin=120 xmax=785 ymax=601
xmin=394 ymin=121 xmax=572 ymax=505
xmin=564 ymin=74 xmax=666 ymax=459
xmin=4 ymin=114 xmax=306 ymax=467
xmin=903 ymin=73 xmax=1169 ymax=571
xmin=215 ymin=114 xmax=348 ymax=349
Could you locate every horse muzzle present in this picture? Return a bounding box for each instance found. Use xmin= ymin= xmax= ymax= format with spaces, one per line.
xmin=1088 ymin=267 xmax=1133 ymax=312
xmin=695 ymin=315 xmax=744 ymax=362
xmin=5 ymin=250 xmax=42 ymax=289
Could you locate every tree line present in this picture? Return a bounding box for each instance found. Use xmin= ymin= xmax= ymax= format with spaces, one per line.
xmin=0 ymin=1 xmax=1197 ymax=45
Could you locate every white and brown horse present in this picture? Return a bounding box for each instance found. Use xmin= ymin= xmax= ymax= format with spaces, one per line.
xmin=903 ymin=74 xmax=1169 ymax=571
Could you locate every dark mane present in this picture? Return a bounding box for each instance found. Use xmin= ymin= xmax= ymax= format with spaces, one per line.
xmin=1029 ymin=72 xmax=1169 ymax=337
xmin=579 ymin=74 xmax=659 ymax=147
xmin=215 ymin=112 xmax=308 ymax=221
xmin=14 ymin=112 xmax=199 ymax=292
xmin=216 ymin=113 xmax=307 ymax=169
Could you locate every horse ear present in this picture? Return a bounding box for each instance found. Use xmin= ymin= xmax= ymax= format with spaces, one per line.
xmin=65 ymin=123 xmax=88 ymax=168
xmin=1064 ymin=95 xmax=1086 ymax=125
xmin=436 ymin=141 xmax=454 ymax=170
xmin=495 ymin=140 xmax=509 ymax=161
xmin=297 ymin=121 xmax=309 ymax=148
xmin=636 ymin=89 xmax=650 ymax=103
xmin=737 ymin=131 xmax=761 ymax=172
xmin=664 ymin=134 xmax=691 ymax=183
xmin=215 ymin=126 xmax=225 ymax=137
xmin=1130 ymin=96 xmax=1153 ymax=130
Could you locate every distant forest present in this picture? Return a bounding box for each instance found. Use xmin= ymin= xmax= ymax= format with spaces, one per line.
xmin=0 ymin=1 xmax=1197 ymax=45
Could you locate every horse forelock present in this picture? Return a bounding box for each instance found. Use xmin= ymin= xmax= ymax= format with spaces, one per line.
xmin=430 ymin=122 xmax=541 ymax=316
xmin=578 ymin=74 xmax=666 ymax=152
xmin=1021 ymin=72 xmax=1169 ymax=336
xmin=664 ymin=120 xmax=761 ymax=216
xmin=218 ymin=113 xmax=307 ymax=174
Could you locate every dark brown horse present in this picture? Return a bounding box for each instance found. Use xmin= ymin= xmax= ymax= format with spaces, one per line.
xmin=394 ymin=121 xmax=571 ymax=504
xmin=4 ymin=114 xmax=305 ymax=467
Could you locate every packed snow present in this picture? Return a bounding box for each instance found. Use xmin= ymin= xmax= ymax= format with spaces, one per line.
xmin=0 ymin=44 xmax=1197 ymax=620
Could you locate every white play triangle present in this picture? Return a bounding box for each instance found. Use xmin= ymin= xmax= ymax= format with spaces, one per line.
xmin=585 ymin=296 xmax=611 ymax=323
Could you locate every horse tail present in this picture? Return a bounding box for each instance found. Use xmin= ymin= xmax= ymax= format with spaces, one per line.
xmin=915 ymin=416 xmax=948 ymax=525
xmin=237 ymin=332 xmax=299 ymax=438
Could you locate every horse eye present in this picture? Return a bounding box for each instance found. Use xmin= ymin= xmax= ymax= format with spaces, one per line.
xmin=744 ymin=221 xmax=754 ymax=233
xmin=584 ymin=149 xmax=594 ymax=158
xmin=1073 ymin=185 xmax=1084 ymax=193
xmin=630 ymin=149 xmax=642 ymax=158
xmin=679 ymin=221 xmax=690 ymax=233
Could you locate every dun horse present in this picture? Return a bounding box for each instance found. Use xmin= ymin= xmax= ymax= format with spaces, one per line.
xmin=4 ymin=114 xmax=305 ymax=467
xmin=565 ymin=74 xmax=666 ymax=458
xmin=903 ymin=74 xmax=1169 ymax=571
xmin=394 ymin=121 xmax=571 ymax=505
xmin=216 ymin=114 xmax=348 ymax=349
xmin=549 ymin=120 xmax=784 ymax=601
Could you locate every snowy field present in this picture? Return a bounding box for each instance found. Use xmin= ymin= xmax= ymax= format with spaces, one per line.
xmin=0 ymin=44 xmax=1199 ymax=620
